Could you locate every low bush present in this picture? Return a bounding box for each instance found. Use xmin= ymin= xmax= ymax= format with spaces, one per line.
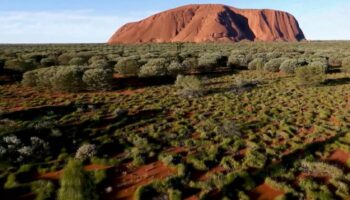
xmin=341 ymin=56 xmax=350 ymax=74
xmin=328 ymin=55 xmax=343 ymax=67
xmin=300 ymin=161 xmax=344 ymax=178
xmin=0 ymin=135 xmax=50 ymax=163
xmin=279 ymin=58 xmax=299 ymax=74
xmin=175 ymin=75 xmax=204 ymax=98
xmin=69 ymin=57 xmax=87 ymax=65
xmin=49 ymin=66 xmax=85 ymax=92
xmin=31 ymin=180 xmax=55 ymax=200
xmin=4 ymin=58 xmax=36 ymax=72
xmin=57 ymin=159 xmax=97 ymax=200
xmin=295 ymin=65 xmax=326 ymax=87
xmin=138 ymin=58 xmax=168 ymax=77
xmin=88 ymin=59 xmax=113 ymax=69
xmin=263 ymin=58 xmax=286 ymax=72
xmin=167 ymin=61 xmax=187 ymax=76
xmin=75 ymin=144 xmax=97 ymax=161
xmin=182 ymin=57 xmax=198 ymax=72
xmin=248 ymin=58 xmax=265 ymax=70
xmin=243 ymin=149 xmax=266 ymax=169
xmin=58 ymin=53 xmax=73 ymax=65
xmin=227 ymin=54 xmax=248 ymax=69
xmin=114 ymin=57 xmax=141 ymax=76
xmin=82 ymin=68 xmax=113 ymax=91
xmin=23 ymin=65 xmax=113 ymax=92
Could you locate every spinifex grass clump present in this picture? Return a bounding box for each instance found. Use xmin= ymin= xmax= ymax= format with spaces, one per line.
xmin=58 ymin=159 xmax=97 ymax=200
xmin=295 ymin=64 xmax=326 ymax=87
xmin=175 ymin=75 xmax=204 ymax=98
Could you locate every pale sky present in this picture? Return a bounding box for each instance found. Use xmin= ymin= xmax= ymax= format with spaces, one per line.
xmin=0 ymin=0 xmax=349 ymax=43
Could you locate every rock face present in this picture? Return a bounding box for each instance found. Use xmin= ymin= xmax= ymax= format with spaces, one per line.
xmin=108 ymin=4 xmax=305 ymax=44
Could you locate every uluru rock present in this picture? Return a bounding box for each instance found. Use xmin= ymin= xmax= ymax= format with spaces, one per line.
xmin=108 ymin=4 xmax=305 ymax=44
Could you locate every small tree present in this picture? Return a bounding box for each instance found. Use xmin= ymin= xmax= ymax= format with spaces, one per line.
xmin=57 ymin=159 xmax=97 ymax=200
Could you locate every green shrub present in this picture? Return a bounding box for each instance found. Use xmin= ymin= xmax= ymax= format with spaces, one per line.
xmin=263 ymin=58 xmax=285 ymax=72
xmin=138 ymin=58 xmax=168 ymax=77
xmin=22 ymin=70 xmax=38 ymax=87
xmin=31 ymin=180 xmax=55 ymax=200
xmin=295 ymin=65 xmax=326 ymax=87
xmin=175 ymin=75 xmax=204 ymax=98
xmin=243 ymin=149 xmax=266 ymax=169
xmin=22 ymin=66 xmax=86 ymax=92
xmin=168 ymin=189 xmax=182 ymax=200
xmin=75 ymin=144 xmax=97 ymax=160
xmin=114 ymin=57 xmax=141 ymax=76
xmin=300 ymin=161 xmax=343 ymax=178
xmin=57 ymin=159 xmax=97 ymax=200
xmin=50 ymin=66 xmax=85 ymax=92
xmin=4 ymin=58 xmax=36 ymax=72
xmin=248 ymin=58 xmax=265 ymax=70
xmin=82 ymin=68 xmax=113 ymax=91
xmin=88 ymin=55 xmax=106 ymax=64
xmin=89 ymin=59 xmax=113 ymax=69
xmin=58 ymin=53 xmax=73 ymax=65
xmin=341 ymin=57 xmax=350 ymax=74
xmin=279 ymin=58 xmax=299 ymax=74
xmin=69 ymin=57 xmax=87 ymax=65
xmin=4 ymin=173 xmax=19 ymax=189
xmin=167 ymin=61 xmax=187 ymax=76
xmin=227 ymin=54 xmax=248 ymax=68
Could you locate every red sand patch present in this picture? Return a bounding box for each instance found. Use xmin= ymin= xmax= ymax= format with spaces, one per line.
xmin=105 ymin=161 xmax=176 ymax=200
xmin=328 ymin=149 xmax=350 ymax=164
xmin=250 ymin=183 xmax=284 ymax=200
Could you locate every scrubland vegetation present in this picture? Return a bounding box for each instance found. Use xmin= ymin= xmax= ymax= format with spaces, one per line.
xmin=1 ymin=42 xmax=350 ymax=199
